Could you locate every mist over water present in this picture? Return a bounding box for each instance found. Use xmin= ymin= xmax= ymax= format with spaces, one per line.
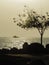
xmin=0 ymin=37 xmax=49 ymax=49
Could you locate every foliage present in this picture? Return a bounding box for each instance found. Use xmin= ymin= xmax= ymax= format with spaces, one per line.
xmin=13 ymin=6 xmax=49 ymax=45
xmin=13 ymin=6 xmax=49 ymax=35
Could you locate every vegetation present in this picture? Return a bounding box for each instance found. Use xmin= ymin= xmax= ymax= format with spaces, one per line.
xmin=0 ymin=42 xmax=49 ymax=55
xmin=13 ymin=6 xmax=49 ymax=45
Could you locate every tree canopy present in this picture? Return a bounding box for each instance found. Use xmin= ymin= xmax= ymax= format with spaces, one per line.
xmin=13 ymin=6 xmax=49 ymax=45
xmin=14 ymin=7 xmax=49 ymax=35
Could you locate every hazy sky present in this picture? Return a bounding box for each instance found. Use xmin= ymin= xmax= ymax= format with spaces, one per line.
xmin=0 ymin=0 xmax=49 ymax=38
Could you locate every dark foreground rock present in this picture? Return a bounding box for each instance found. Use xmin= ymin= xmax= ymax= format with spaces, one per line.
xmin=0 ymin=43 xmax=49 ymax=65
xmin=0 ymin=54 xmax=49 ymax=65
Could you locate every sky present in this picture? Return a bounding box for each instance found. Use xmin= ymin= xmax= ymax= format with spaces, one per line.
xmin=0 ymin=0 xmax=49 ymax=39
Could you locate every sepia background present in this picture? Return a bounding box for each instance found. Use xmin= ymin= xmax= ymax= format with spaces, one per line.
xmin=0 ymin=0 xmax=49 ymax=48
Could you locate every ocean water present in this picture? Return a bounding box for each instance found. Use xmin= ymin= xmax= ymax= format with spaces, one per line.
xmin=0 ymin=37 xmax=49 ymax=49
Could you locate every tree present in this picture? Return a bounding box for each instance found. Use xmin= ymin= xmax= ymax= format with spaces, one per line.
xmin=13 ymin=6 xmax=49 ymax=45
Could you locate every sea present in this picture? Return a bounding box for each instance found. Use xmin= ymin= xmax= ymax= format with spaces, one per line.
xmin=0 ymin=37 xmax=49 ymax=49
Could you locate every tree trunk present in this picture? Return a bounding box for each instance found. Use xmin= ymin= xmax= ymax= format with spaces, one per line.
xmin=41 ymin=34 xmax=43 ymax=45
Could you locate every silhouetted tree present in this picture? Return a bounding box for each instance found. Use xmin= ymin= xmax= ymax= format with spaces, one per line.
xmin=22 ymin=42 xmax=29 ymax=53
xmin=23 ymin=42 xmax=28 ymax=49
xmin=13 ymin=6 xmax=49 ymax=45
xmin=29 ymin=43 xmax=44 ymax=55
